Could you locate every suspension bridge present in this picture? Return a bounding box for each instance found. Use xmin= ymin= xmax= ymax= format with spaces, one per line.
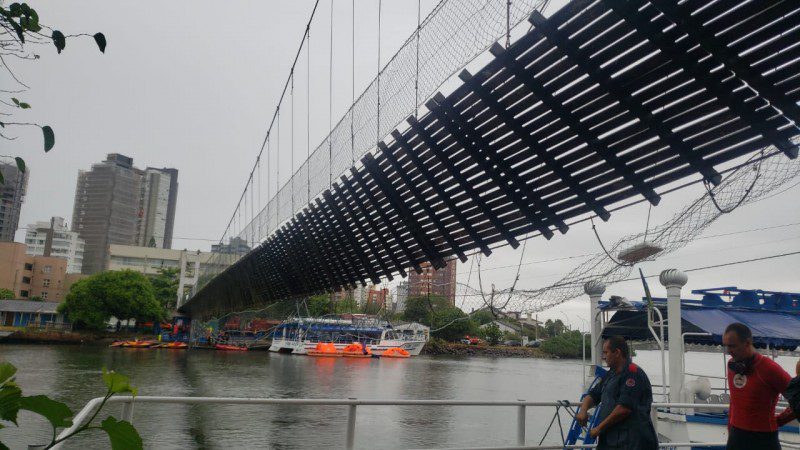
xmin=180 ymin=0 xmax=800 ymax=319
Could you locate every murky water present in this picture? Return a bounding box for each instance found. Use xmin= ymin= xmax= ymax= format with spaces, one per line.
xmin=0 ymin=345 xmax=796 ymax=449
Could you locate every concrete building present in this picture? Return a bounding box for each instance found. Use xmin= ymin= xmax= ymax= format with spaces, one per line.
xmin=407 ymin=258 xmax=458 ymax=305
xmin=106 ymin=244 xmax=215 ymax=308
xmin=24 ymin=217 xmax=85 ymax=273
xmin=393 ymin=281 xmax=409 ymax=313
xmin=0 ymin=162 xmax=29 ymax=242
xmin=0 ymin=242 xmax=84 ymax=302
xmin=211 ymin=236 xmax=251 ymax=255
xmin=72 ymin=154 xmax=141 ymax=274
xmin=72 ymin=154 xmax=179 ymax=274
xmin=136 ymin=168 xmax=179 ymax=249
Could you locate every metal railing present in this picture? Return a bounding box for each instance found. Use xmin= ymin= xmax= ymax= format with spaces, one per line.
xmin=51 ymin=397 xmax=746 ymax=449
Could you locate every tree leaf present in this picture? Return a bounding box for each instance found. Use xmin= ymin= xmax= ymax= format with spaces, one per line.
xmin=94 ymin=33 xmax=107 ymax=53
xmin=0 ymin=439 xmax=10 ymax=450
xmin=101 ymin=369 xmax=137 ymax=396
xmin=0 ymin=383 xmax=22 ymax=425
xmin=100 ymin=416 xmax=143 ymax=450
xmin=11 ymin=98 xmax=19 ymax=106
xmin=42 ymin=125 xmax=54 ymax=152
xmin=18 ymin=102 xmax=30 ymax=109
xmin=19 ymin=395 xmax=73 ymax=429
xmin=0 ymin=362 xmax=16 ymax=385
xmin=51 ymin=30 xmax=65 ymax=54
xmin=0 ymin=170 xmax=4 ymax=185
xmin=14 ymin=157 xmax=25 ymax=174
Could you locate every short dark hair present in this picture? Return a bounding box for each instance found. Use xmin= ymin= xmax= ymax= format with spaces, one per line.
xmin=724 ymin=322 xmax=752 ymax=342
xmin=605 ymin=336 xmax=629 ymax=358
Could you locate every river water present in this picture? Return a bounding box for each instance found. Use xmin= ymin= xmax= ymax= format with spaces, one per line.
xmin=0 ymin=345 xmax=797 ymax=449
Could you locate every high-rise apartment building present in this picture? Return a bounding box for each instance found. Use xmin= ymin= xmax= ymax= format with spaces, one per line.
xmin=0 ymin=162 xmax=29 ymax=242
xmin=136 ymin=168 xmax=178 ymax=249
xmin=72 ymin=154 xmax=179 ymax=274
xmin=24 ymin=217 xmax=85 ymax=273
xmin=393 ymin=281 xmax=409 ymax=313
xmin=407 ymin=258 xmax=457 ymax=305
xmin=211 ymin=237 xmax=251 ymax=255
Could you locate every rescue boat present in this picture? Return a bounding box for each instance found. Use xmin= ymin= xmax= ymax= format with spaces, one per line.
xmin=380 ymin=347 xmax=410 ymax=358
xmin=306 ymin=342 xmax=341 ymax=357
xmin=341 ymin=343 xmax=372 ymax=358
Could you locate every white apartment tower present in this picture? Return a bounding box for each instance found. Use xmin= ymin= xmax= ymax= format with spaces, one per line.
xmin=24 ymin=217 xmax=85 ymax=273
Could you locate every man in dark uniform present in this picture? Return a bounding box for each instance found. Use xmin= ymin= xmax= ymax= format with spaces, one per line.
xmin=575 ymin=336 xmax=658 ymax=450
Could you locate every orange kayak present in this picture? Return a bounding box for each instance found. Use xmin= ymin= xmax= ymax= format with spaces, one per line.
xmin=159 ymin=342 xmax=188 ymax=349
xmin=215 ymin=344 xmax=248 ymax=351
xmin=109 ymin=341 xmax=125 ymax=347
xmin=122 ymin=340 xmax=155 ymax=348
xmin=381 ymin=347 xmax=410 ymax=358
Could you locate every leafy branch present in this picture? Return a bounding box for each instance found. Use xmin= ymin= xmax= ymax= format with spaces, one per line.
xmin=0 ymin=362 xmax=142 ymax=450
xmin=0 ymin=2 xmax=106 ymax=182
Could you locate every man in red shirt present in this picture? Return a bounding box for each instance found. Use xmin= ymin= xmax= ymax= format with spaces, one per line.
xmin=723 ymin=323 xmax=793 ymax=450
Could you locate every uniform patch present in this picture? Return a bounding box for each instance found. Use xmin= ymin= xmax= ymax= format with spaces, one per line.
xmin=733 ymin=373 xmax=747 ymax=389
xmin=625 ymin=377 xmax=636 ymax=387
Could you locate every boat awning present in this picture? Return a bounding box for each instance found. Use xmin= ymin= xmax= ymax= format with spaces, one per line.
xmin=603 ymin=304 xmax=800 ymax=350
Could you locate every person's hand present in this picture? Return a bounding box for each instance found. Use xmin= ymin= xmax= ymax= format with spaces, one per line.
xmin=589 ymin=427 xmax=601 ymax=439
xmin=576 ymin=410 xmax=589 ymax=427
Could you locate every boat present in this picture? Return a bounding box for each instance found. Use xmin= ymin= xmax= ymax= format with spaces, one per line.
xmin=565 ymin=273 xmax=800 ymax=448
xmin=121 ymin=340 xmax=156 ymax=348
xmin=215 ymin=343 xmax=248 ymax=351
xmin=380 ymin=347 xmax=410 ymax=358
xmin=109 ymin=341 xmax=125 ymax=347
xmin=158 ymin=341 xmax=188 ymax=349
xmin=307 ymin=342 xmax=342 ymax=357
xmin=269 ymin=316 xmax=428 ymax=356
xmin=341 ymin=343 xmax=372 ymax=358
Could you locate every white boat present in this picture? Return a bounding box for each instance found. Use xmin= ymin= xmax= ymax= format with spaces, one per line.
xmin=268 ymin=315 xmax=429 ymax=356
xmin=571 ymin=270 xmax=800 ymax=449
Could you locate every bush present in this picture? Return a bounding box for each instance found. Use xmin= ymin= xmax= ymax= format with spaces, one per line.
xmin=540 ymin=330 xmax=591 ymax=359
xmin=484 ymin=323 xmax=502 ymax=345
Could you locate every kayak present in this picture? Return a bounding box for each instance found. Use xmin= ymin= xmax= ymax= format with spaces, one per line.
xmin=122 ymin=340 xmax=156 ymax=348
xmin=159 ymin=342 xmax=188 ymax=349
xmin=109 ymin=341 xmax=125 ymax=347
xmin=215 ymin=344 xmax=248 ymax=351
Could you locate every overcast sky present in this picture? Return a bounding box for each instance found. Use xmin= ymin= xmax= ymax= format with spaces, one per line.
xmin=6 ymin=0 xmax=800 ymax=329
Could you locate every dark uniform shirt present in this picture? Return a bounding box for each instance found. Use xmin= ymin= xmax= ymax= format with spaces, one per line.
xmin=587 ymin=362 xmax=658 ymax=450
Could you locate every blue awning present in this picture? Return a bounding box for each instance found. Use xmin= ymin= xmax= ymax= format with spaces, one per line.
xmin=681 ymin=306 xmax=800 ymax=348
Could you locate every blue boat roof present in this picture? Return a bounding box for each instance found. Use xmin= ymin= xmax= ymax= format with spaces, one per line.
xmin=601 ymin=287 xmax=800 ymax=350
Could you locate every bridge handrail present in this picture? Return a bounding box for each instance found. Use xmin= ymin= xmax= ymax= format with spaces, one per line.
xmin=54 ymin=397 xmax=734 ymax=450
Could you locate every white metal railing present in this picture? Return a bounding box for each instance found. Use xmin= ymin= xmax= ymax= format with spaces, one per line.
xmin=51 ymin=397 xmax=742 ymax=449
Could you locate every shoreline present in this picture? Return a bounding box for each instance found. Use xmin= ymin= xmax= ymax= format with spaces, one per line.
xmin=422 ymin=339 xmax=554 ymax=358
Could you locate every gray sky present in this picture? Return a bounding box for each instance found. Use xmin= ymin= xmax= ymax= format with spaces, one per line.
xmin=7 ymin=0 xmax=800 ymax=329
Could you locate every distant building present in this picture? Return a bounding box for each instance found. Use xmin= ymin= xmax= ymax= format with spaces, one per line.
xmin=366 ymin=286 xmax=389 ymax=308
xmin=0 ymin=162 xmax=29 ymax=242
xmin=407 ymin=258 xmax=457 ymax=305
xmin=0 ymin=299 xmax=68 ymax=328
xmin=72 ymin=154 xmax=179 ymax=274
xmin=136 ymin=168 xmax=179 ymax=249
xmin=0 ymin=242 xmax=85 ymax=302
xmin=211 ymin=236 xmax=251 ymax=255
xmin=106 ymin=244 xmax=216 ymax=308
xmin=332 ymin=285 xmax=367 ymax=305
xmin=24 ymin=217 xmax=85 ymax=273
xmin=481 ymin=320 xmax=522 ymax=336
xmin=393 ymin=281 xmax=409 ymax=313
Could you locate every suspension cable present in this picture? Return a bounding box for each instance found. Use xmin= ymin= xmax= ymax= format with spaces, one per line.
xmin=376 ymin=0 xmax=382 ymax=144
xmin=329 ymin=0 xmax=334 ymax=188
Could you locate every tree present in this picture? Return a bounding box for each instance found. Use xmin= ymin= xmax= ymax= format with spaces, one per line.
xmin=59 ymin=270 xmax=165 ymax=331
xmin=29 ymin=295 xmax=42 ymax=302
xmin=305 ymin=295 xmax=330 ymax=317
xmin=402 ymin=295 xmax=449 ymax=324
xmin=149 ymin=268 xmax=180 ymax=312
xmin=0 ymin=3 xmax=106 ymax=182
xmin=470 ymin=309 xmax=495 ymax=326
xmin=484 ymin=322 xmax=502 ymax=345
xmin=0 ymin=288 xmax=14 ymax=299
xmin=429 ymin=306 xmax=474 ymax=342
xmin=334 ymin=296 xmax=358 ymax=314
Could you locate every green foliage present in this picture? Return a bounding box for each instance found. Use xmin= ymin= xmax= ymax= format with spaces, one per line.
xmin=306 ymin=295 xmax=331 ymax=317
xmin=0 ymin=2 xmax=105 ymax=177
xmin=334 ymin=296 xmax=358 ymax=314
xmin=430 ymin=307 xmax=474 ymax=342
xmin=540 ymin=330 xmax=590 ymax=359
xmin=544 ymin=319 xmax=567 ymax=337
xmin=59 ymin=270 xmax=165 ymax=331
xmin=0 ymin=362 xmax=142 ymax=449
xmin=470 ymin=309 xmax=495 ymax=325
xmin=484 ymin=322 xmax=502 ymax=345
xmin=503 ymin=332 xmax=522 ymax=342
xmin=148 ymin=268 xmax=179 ymax=312
xmin=402 ymin=295 xmax=449 ymax=324
xmin=0 ymin=289 xmax=14 ymax=300
xmin=29 ymin=296 xmax=42 ymax=302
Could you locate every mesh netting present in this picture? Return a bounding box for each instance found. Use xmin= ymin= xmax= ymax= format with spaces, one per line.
xmin=196 ymin=0 xmax=547 ymax=293
xmin=457 ymin=141 xmax=800 ymax=313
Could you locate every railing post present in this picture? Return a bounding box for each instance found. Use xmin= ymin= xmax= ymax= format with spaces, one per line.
xmin=122 ymin=399 xmax=135 ymax=423
xmin=346 ymin=399 xmax=357 ymax=450
xmin=517 ymin=400 xmax=526 ymax=446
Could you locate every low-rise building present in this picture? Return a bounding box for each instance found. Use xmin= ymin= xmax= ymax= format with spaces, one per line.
xmin=0 ymin=299 xmax=67 ymax=328
xmin=24 ymin=217 xmax=85 ymax=273
xmin=0 ymin=242 xmax=84 ymax=301
xmin=106 ymin=244 xmax=216 ymax=308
